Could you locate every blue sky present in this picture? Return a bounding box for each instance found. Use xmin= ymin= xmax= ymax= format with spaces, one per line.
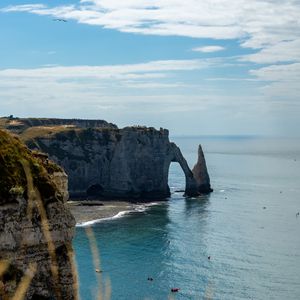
xmin=0 ymin=0 xmax=300 ymax=136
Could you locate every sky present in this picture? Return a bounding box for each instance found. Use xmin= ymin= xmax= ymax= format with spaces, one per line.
xmin=0 ymin=0 xmax=300 ymax=136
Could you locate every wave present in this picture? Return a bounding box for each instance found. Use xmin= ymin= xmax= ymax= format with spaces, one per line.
xmin=76 ymin=210 xmax=131 ymax=227
xmin=76 ymin=202 xmax=161 ymax=227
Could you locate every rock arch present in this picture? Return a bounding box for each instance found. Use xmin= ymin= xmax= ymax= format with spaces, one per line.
xmin=168 ymin=143 xmax=198 ymax=196
xmin=7 ymin=120 xmax=213 ymax=200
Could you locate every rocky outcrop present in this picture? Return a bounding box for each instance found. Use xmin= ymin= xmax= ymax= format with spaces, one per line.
xmin=25 ymin=128 xmax=212 ymax=200
xmin=192 ymin=145 xmax=213 ymax=193
xmin=0 ymin=117 xmax=212 ymax=200
xmin=0 ymin=130 xmax=77 ymax=300
xmin=50 ymin=171 xmax=69 ymax=203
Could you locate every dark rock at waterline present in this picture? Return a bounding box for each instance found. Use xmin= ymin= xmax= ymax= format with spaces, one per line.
xmin=174 ymin=189 xmax=185 ymax=193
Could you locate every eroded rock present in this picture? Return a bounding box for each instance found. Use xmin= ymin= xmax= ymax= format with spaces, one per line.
xmin=192 ymin=145 xmax=213 ymax=193
xmin=1 ymin=118 xmax=213 ymax=200
xmin=0 ymin=129 xmax=77 ymax=300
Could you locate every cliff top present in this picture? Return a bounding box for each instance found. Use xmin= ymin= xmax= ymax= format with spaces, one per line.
xmin=0 ymin=129 xmax=63 ymax=203
xmin=0 ymin=117 xmax=169 ymax=143
xmin=0 ymin=116 xmax=118 ymax=134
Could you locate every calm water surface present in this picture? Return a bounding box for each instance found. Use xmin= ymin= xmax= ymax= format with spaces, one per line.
xmin=73 ymin=137 xmax=300 ymax=300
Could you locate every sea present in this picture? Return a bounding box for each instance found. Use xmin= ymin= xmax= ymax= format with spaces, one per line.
xmin=73 ymin=136 xmax=300 ymax=300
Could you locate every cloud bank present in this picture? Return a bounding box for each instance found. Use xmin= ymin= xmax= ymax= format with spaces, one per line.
xmin=3 ymin=1 xmax=300 ymax=82
xmin=1 ymin=0 xmax=300 ymax=82
xmin=2 ymin=1 xmax=300 ymax=55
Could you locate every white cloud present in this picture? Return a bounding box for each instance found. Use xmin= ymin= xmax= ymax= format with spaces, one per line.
xmin=0 ymin=59 xmax=212 ymax=80
xmin=249 ymin=63 xmax=300 ymax=101
xmin=2 ymin=1 xmax=299 ymax=49
xmin=242 ymin=39 xmax=300 ymax=64
xmin=192 ymin=46 xmax=225 ymax=53
xmin=2 ymin=0 xmax=300 ymax=80
xmin=121 ymin=81 xmax=188 ymax=89
xmin=0 ymin=59 xmax=218 ymax=111
xmin=1 ymin=4 xmax=47 ymax=12
xmin=250 ymin=63 xmax=300 ymax=82
xmin=2 ymin=0 xmax=300 ymax=69
xmin=0 ymin=58 xmax=259 ymax=118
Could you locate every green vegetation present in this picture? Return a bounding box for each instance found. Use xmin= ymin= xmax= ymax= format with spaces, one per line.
xmin=9 ymin=185 xmax=25 ymax=196
xmin=0 ymin=129 xmax=62 ymax=202
xmin=0 ymin=118 xmax=8 ymax=128
xmin=20 ymin=125 xmax=75 ymax=143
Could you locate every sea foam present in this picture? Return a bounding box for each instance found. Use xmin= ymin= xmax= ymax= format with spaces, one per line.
xmin=76 ymin=202 xmax=161 ymax=227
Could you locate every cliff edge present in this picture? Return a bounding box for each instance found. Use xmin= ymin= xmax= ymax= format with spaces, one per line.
xmin=0 ymin=129 xmax=77 ymax=300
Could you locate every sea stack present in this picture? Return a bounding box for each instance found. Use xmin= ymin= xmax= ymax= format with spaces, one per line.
xmin=192 ymin=145 xmax=213 ymax=193
xmin=0 ymin=129 xmax=77 ymax=300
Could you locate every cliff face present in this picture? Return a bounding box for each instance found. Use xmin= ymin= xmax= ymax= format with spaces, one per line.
xmin=0 ymin=130 xmax=77 ymax=300
xmin=0 ymin=117 xmax=212 ymax=200
xmin=26 ymin=127 xmax=173 ymax=199
xmin=24 ymin=126 xmax=212 ymax=199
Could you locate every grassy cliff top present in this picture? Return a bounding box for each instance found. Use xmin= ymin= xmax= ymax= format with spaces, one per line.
xmin=0 ymin=129 xmax=63 ymax=203
xmin=0 ymin=118 xmax=169 ymax=147
xmin=0 ymin=116 xmax=117 ymax=134
xmin=20 ymin=125 xmax=76 ymax=142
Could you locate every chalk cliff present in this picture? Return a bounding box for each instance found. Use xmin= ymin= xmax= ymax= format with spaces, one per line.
xmin=0 ymin=129 xmax=77 ymax=300
xmin=192 ymin=145 xmax=213 ymax=194
xmin=0 ymin=117 xmax=212 ymax=200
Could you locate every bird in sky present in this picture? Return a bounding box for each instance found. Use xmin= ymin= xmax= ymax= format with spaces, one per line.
xmin=53 ymin=18 xmax=67 ymax=22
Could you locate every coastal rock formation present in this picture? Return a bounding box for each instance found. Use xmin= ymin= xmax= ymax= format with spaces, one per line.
xmin=192 ymin=145 xmax=213 ymax=193
xmin=0 ymin=129 xmax=77 ymax=300
xmin=169 ymin=142 xmax=198 ymax=196
xmin=0 ymin=117 xmax=212 ymax=200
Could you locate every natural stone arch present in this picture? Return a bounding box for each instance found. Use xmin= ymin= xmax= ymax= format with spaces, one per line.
xmin=168 ymin=143 xmax=198 ymax=197
xmin=167 ymin=161 xmax=186 ymax=194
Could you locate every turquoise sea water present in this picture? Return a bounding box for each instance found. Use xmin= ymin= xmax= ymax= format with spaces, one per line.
xmin=73 ymin=137 xmax=300 ymax=300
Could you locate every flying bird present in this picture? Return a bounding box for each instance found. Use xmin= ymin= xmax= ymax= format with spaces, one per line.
xmin=53 ymin=18 xmax=67 ymax=22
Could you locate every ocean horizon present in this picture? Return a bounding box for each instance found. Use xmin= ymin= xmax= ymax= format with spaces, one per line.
xmin=73 ymin=135 xmax=300 ymax=299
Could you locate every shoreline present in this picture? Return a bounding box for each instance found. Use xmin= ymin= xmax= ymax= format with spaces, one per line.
xmin=68 ymin=200 xmax=162 ymax=227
